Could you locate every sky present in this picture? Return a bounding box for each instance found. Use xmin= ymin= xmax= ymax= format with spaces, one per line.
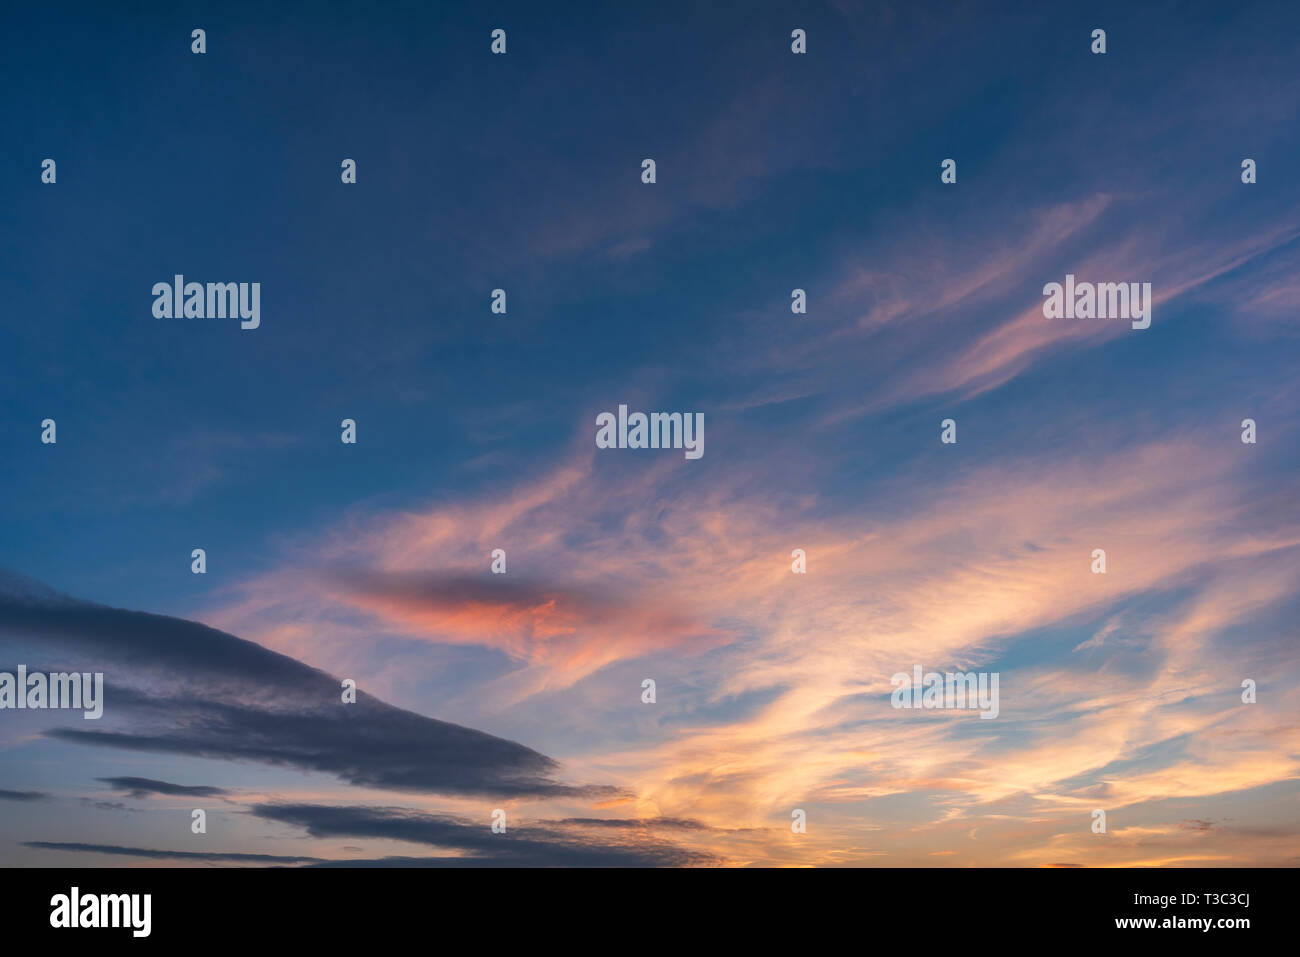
xmin=1 ymin=0 xmax=1299 ymax=867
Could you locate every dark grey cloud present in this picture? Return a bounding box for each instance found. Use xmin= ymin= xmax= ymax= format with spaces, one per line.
xmin=303 ymin=855 xmax=681 ymax=868
xmin=551 ymin=816 xmax=709 ymax=830
xmin=307 ymin=857 xmax=497 ymax=867
xmin=25 ymin=841 xmax=323 ymax=864
xmin=0 ymin=571 xmax=621 ymax=799
xmin=26 ymin=805 xmax=722 ymax=867
xmin=252 ymin=803 xmax=719 ymax=867
xmin=97 ymin=777 xmax=229 ymax=799
xmin=0 ymin=788 xmax=48 ymax=801
xmin=77 ymin=799 xmax=138 ymax=812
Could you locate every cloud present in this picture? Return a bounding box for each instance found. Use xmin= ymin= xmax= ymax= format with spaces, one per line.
xmin=78 ymin=800 xmax=135 ymax=812
xmin=203 ymin=459 xmax=737 ymax=700
xmin=250 ymin=803 xmax=719 ymax=867
xmin=327 ymin=569 xmax=732 ymax=680
xmin=0 ymin=572 xmax=620 ymax=800
xmin=97 ymin=777 xmax=229 ymax=799
xmin=0 ymin=789 xmax=48 ymax=801
xmin=197 ymin=414 xmax=1300 ymax=866
xmin=25 ymin=842 xmax=324 ymax=865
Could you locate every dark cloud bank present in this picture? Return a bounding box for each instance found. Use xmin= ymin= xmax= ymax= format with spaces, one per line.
xmin=26 ymin=805 xmax=718 ymax=867
xmin=0 ymin=571 xmax=615 ymax=799
xmin=2 ymin=572 xmax=718 ymax=866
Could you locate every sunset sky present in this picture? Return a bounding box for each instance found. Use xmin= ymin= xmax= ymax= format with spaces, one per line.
xmin=2 ymin=0 xmax=1298 ymax=867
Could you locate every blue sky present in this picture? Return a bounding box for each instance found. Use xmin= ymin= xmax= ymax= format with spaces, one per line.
xmin=2 ymin=0 xmax=1299 ymax=866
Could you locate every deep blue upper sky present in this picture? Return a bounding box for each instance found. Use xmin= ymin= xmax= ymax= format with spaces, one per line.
xmin=2 ymin=0 xmax=1292 ymax=609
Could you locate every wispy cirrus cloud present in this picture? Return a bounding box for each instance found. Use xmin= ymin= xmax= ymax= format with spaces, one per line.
xmin=190 ymin=402 xmax=1300 ymax=865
